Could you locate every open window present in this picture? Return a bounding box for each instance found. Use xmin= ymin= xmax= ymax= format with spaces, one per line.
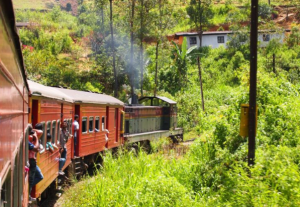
xmin=102 ymin=116 xmax=106 ymax=131
xmin=82 ymin=117 xmax=87 ymax=134
xmin=89 ymin=117 xmax=94 ymax=133
xmin=57 ymin=120 xmax=61 ymax=145
xmin=68 ymin=118 xmax=73 ymax=133
xmin=52 ymin=120 xmax=56 ymax=143
xmin=39 ymin=122 xmax=46 ymax=145
xmin=95 ymin=116 xmax=100 ymax=132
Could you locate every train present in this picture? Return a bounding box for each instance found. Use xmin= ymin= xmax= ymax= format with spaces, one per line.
xmin=0 ymin=1 xmax=183 ymax=206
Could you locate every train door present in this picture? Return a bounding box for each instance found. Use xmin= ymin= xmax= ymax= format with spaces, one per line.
xmin=31 ymin=100 xmax=39 ymax=127
xmin=74 ymin=105 xmax=80 ymax=156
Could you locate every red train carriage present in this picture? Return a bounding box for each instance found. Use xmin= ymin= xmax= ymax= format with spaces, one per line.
xmin=55 ymin=88 xmax=124 ymax=157
xmin=0 ymin=1 xmax=30 ymax=206
xmin=28 ymin=80 xmax=73 ymax=199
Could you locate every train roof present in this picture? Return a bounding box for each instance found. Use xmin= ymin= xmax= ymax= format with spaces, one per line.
xmin=55 ymin=87 xmax=124 ymax=106
xmin=28 ymin=80 xmax=124 ymax=106
xmin=28 ymin=80 xmax=73 ymax=102
xmin=139 ymin=96 xmax=177 ymax=105
xmin=1 ymin=0 xmax=29 ymax=91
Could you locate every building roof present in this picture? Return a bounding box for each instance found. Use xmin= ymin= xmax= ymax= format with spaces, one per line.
xmin=175 ymin=31 xmax=233 ymax=37
xmin=174 ymin=29 xmax=290 ymax=38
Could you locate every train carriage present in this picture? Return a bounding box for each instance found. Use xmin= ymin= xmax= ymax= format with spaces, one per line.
xmin=55 ymin=88 xmax=124 ymax=157
xmin=0 ymin=1 xmax=30 ymax=206
xmin=28 ymin=80 xmax=74 ymax=199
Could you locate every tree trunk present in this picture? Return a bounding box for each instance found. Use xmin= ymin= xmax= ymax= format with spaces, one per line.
xmin=140 ymin=0 xmax=144 ymax=97
xmin=273 ymin=53 xmax=276 ymax=74
xmin=109 ymin=0 xmax=118 ymax=98
xmin=197 ymin=56 xmax=205 ymax=111
xmin=154 ymin=41 xmax=159 ymax=96
xmin=130 ymin=0 xmax=136 ymax=99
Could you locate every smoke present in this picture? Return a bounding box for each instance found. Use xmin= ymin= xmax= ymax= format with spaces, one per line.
xmin=104 ymin=33 xmax=148 ymax=93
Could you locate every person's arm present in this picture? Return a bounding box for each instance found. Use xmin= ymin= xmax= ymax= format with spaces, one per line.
xmin=48 ymin=144 xmax=54 ymax=153
xmin=33 ymin=129 xmax=43 ymax=139
xmin=59 ymin=130 xmax=63 ymax=147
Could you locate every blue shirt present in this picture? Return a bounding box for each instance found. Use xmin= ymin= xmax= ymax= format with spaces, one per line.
xmin=29 ymin=141 xmax=35 ymax=150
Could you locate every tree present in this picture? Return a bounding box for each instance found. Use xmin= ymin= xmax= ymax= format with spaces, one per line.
xmin=171 ymin=37 xmax=197 ymax=88
xmin=109 ymin=0 xmax=118 ymax=98
xmin=287 ymin=26 xmax=300 ymax=47
xmin=266 ymin=37 xmax=281 ymax=74
xmin=186 ymin=0 xmax=213 ymax=47
xmin=150 ymin=0 xmax=175 ymax=96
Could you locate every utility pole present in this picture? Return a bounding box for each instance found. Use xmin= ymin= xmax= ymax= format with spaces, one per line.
xmin=248 ymin=0 xmax=258 ymax=166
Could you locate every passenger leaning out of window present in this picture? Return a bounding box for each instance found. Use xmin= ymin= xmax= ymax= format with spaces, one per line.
xmin=28 ymin=123 xmax=44 ymax=202
xmin=59 ymin=120 xmax=73 ymax=161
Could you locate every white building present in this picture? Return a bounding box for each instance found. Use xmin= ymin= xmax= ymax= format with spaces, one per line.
xmin=173 ymin=30 xmax=288 ymax=49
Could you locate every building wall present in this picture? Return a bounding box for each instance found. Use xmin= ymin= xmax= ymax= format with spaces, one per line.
xmin=185 ymin=32 xmax=285 ymax=49
xmin=187 ymin=34 xmax=229 ymax=49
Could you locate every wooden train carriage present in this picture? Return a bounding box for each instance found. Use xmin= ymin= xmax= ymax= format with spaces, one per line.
xmin=28 ymin=80 xmax=73 ymax=199
xmin=55 ymin=88 xmax=124 ymax=157
xmin=0 ymin=1 xmax=30 ymax=206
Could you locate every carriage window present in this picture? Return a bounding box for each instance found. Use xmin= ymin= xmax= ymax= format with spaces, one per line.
xmin=52 ymin=121 xmax=56 ymax=143
xmin=57 ymin=120 xmax=61 ymax=145
xmin=95 ymin=116 xmax=100 ymax=132
xmin=102 ymin=116 xmax=106 ymax=131
xmin=89 ymin=117 xmax=94 ymax=132
xmin=69 ymin=118 xmax=72 ymax=132
xmin=47 ymin=121 xmax=51 ymax=134
xmin=82 ymin=117 xmax=87 ymax=133
xmin=39 ymin=122 xmax=46 ymax=145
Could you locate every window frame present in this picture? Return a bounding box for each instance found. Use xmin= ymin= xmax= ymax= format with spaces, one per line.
xmin=95 ymin=116 xmax=100 ymax=132
xmin=217 ymin=36 xmax=225 ymax=43
xmin=102 ymin=116 xmax=106 ymax=131
xmin=39 ymin=122 xmax=46 ymax=146
xmin=189 ymin=37 xmax=197 ymax=45
xmin=89 ymin=116 xmax=94 ymax=133
xmin=263 ymin=34 xmax=270 ymax=42
xmin=57 ymin=119 xmax=61 ymax=145
xmin=82 ymin=116 xmax=88 ymax=134
xmin=51 ymin=120 xmax=56 ymax=143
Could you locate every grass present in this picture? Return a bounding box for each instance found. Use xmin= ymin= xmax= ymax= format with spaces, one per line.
xmin=13 ymin=0 xmax=59 ymax=10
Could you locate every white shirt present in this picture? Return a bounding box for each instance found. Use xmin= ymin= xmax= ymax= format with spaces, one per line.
xmin=73 ymin=120 xmax=79 ymax=137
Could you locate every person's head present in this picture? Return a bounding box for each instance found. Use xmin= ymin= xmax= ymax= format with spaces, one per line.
xmin=35 ymin=123 xmax=43 ymax=130
xmin=63 ymin=120 xmax=68 ymax=129
xmin=75 ymin=114 xmax=79 ymax=120
xmin=47 ymin=133 xmax=51 ymax=142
